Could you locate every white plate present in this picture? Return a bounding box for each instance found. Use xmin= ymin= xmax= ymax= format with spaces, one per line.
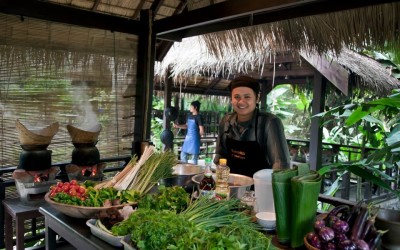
xmin=121 ymin=235 xmax=137 ymax=250
xmin=86 ymin=219 xmax=125 ymax=247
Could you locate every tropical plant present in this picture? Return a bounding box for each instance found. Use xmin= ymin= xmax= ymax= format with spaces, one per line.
xmin=316 ymin=89 xmax=400 ymax=198
xmin=266 ymin=84 xmax=313 ymax=139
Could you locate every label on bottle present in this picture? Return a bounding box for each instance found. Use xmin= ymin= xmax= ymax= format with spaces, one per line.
xmin=200 ymin=189 xmax=215 ymax=198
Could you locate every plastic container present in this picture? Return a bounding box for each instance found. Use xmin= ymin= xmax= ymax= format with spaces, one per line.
xmin=215 ymin=158 xmax=230 ymax=200
xmin=253 ymin=169 xmax=274 ymax=213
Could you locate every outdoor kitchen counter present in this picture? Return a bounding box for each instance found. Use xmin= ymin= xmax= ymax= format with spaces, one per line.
xmin=39 ymin=205 xmax=118 ymax=250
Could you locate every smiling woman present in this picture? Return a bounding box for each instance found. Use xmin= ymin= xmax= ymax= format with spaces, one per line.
xmin=214 ymin=76 xmax=291 ymax=177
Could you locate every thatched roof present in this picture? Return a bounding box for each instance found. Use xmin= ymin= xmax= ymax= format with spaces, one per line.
xmin=154 ymin=2 xmax=400 ymax=96
xmin=1 ymin=1 xmax=399 ymax=96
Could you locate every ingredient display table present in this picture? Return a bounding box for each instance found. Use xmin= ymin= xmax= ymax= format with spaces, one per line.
xmin=39 ymin=206 xmax=117 ymax=250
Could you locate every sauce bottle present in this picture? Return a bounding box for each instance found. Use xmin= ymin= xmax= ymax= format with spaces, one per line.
xmin=199 ymin=161 xmax=215 ymax=197
xmin=215 ymin=158 xmax=230 ymax=200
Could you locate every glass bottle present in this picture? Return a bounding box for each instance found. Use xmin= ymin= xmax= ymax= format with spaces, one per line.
xmin=215 ymin=158 xmax=230 ymax=200
xmin=199 ymin=163 xmax=215 ymax=197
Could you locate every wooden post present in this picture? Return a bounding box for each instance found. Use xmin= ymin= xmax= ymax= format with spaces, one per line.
xmin=163 ymin=75 xmax=173 ymax=130
xmin=133 ymin=9 xmax=156 ymax=155
xmin=259 ymin=79 xmax=268 ymax=111
xmin=309 ymin=71 xmax=326 ymax=171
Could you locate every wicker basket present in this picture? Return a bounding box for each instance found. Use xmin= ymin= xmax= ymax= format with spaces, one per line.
xmin=67 ymin=124 xmax=102 ymax=144
xmin=16 ymin=119 xmax=59 ymax=145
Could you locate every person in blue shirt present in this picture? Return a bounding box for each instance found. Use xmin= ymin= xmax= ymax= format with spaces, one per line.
xmin=174 ymin=101 xmax=204 ymax=165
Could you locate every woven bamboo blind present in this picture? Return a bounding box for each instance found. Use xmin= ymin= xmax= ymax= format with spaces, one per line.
xmin=0 ymin=13 xmax=138 ymax=167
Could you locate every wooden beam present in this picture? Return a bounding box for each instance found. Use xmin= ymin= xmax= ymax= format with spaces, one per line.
xmin=301 ymin=52 xmax=349 ymax=95
xmin=132 ymin=0 xmax=146 ymax=20
xmin=247 ymin=68 xmax=315 ymax=78
xmin=154 ymin=85 xmax=230 ymax=96
xmin=155 ymin=0 xmax=397 ymax=40
xmin=204 ymin=77 xmax=221 ymax=94
xmin=92 ymin=0 xmax=101 ymax=11
xmin=155 ymin=0 xmax=187 ymax=61
xmin=153 ymin=78 xmax=311 ymax=96
xmin=0 ymin=0 xmax=142 ymax=34
xmin=151 ymin=0 xmax=164 ymax=15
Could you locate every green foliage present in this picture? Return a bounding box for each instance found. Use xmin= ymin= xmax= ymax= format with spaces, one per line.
xmin=21 ymin=77 xmax=69 ymax=92
xmin=266 ymin=84 xmax=312 ymax=139
xmin=317 ymin=90 xmax=400 ymax=197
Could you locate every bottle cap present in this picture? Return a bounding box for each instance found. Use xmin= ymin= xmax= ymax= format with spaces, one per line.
xmin=219 ymin=158 xmax=227 ymax=165
xmin=205 ymin=158 xmax=212 ymax=163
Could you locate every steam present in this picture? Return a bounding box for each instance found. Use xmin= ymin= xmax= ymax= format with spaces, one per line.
xmin=70 ymin=82 xmax=99 ymax=131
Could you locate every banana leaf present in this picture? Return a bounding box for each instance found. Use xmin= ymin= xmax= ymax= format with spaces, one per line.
xmin=290 ymin=172 xmax=322 ymax=248
xmin=272 ymin=164 xmax=310 ymax=245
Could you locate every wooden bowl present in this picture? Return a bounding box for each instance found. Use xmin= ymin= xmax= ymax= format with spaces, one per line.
xmin=44 ymin=192 xmax=137 ymax=219
xmin=304 ymin=236 xmax=320 ymax=250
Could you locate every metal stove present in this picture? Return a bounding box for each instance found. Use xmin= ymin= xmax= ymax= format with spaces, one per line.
xmin=13 ymin=167 xmax=59 ymax=205
xmin=66 ymin=124 xmax=104 ymax=182
xmin=14 ymin=120 xmax=60 ymax=204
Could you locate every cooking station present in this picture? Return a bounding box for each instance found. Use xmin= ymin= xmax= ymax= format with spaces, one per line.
xmin=13 ymin=120 xmax=60 ymax=205
xmin=65 ymin=124 xmax=106 ymax=182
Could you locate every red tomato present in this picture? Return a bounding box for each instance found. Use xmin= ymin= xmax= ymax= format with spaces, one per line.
xmin=69 ymin=185 xmax=78 ymax=191
xmin=56 ymin=187 xmax=63 ymax=193
xmin=69 ymin=189 xmax=77 ymax=196
xmin=50 ymin=185 xmax=56 ymax=191
xmin=57 ymin=182 xmax=64 ymax=188
xmin=70 ymin=180 xmax=78 ymax=185
xmin=78 ymin=186 xmax=86 ymax=194
xmin=62 ymin=184 xmax=70 ymax=192
xmin=50 ymin=191 xmax=57 ymax=198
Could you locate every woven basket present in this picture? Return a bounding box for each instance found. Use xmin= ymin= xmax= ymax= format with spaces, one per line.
xmin=16 ymin=119 xmax=59 ymax=145
xmin=67 ymin=124 xmax=102 ymax=144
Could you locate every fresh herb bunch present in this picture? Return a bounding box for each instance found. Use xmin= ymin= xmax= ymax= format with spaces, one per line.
xmin=80 ymin=187 xmax=137 ymax=207
xmin=138 ymin=185 xmax=190 ymax=213
xmin=112 ymin=197 xmax=275 ymax=250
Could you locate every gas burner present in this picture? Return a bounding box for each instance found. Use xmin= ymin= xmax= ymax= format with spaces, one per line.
xmin=66 ymin=162 xmax=106 ymax=182
xmin=13 ymin=166 xmax=60 ymax=205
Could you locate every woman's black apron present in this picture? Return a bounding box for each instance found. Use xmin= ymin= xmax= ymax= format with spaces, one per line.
xmin=225 ymin=113 xmax=270 ymax=177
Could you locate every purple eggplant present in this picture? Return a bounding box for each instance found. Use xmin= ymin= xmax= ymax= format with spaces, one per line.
xmin=322 ymin=242 xmax=337 ymax=250
xmin=355 ymin=239 xmax=370 ymax=250
xmin=307 ymin=232 xmax=322 ymax=249
xmin=338 ymin=239 xmax=357 ymax=250
xmin=332 ymin=220 xmax=350 ymax=234
xmin=314 ymin=219 xmax=326 ymax=231
xmin=367 ymin=231 xmax=382 ymax=250
xmin=319 ymin=227 xmax=335 ymax=242
xmin=335 ymin=233 xmax=348 ymax=243
xmin=327 ymin=215 xmax=340 ymax=227
xmin=350 ymin=206 xmax=369 ymax=241
xmin=327 ymin=205 xmax=350 ymax=220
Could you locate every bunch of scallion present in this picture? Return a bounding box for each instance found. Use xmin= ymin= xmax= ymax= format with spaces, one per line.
xmin=127 ymin=150 xmax=176 ymax=194
xmin=180 ymin=196 xmax=274 ymax=249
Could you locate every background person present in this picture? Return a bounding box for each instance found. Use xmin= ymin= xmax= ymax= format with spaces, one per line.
xmin=214 ymin=76 xmax=291 ymax=177
xmin=174 ymin=101 xmax=204 ymax=165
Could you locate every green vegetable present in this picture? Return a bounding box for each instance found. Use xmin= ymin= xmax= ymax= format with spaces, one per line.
xmin=138 ymin=185 xmax=190 ymax=212
xmin=112 ymin=197 xmax=275 ymax=250
xmin=128 ymin=150 xmax=176 ymax=194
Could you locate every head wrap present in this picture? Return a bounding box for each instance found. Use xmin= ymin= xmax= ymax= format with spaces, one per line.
xmin=191 ymin=100 xmax=201 ymax=111
xmin=230 ymin=76 xmax=260 ymax=95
